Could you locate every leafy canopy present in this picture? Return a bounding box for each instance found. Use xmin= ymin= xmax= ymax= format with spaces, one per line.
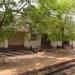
xmin=0 ymin=0 xmax=75 ymax=41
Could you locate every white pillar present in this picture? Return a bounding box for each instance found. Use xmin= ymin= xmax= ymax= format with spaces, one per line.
xmin=24 ymin=38 xmax=30 ymax=48
xmin=70 ymin=41 xmax=72 ymax=46
xmin=24 ymin=33 xmax=31 ymax=48
xmin=72 ymin=41 xmax=75 ymax=48
xmin=4 ymin=39 xmax=8 ymax=48
xmin=25 ymin=41 xmax=30 ymax=48
xmin=24 ymin=37 xmax=26 ymax=47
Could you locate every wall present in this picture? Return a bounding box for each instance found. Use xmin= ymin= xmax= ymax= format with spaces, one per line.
xmin=51 ymin=41 xmax=62 ymax=48
xmin=24 ymin=39 xmax=41 ymax=48
xmin=71 ymin=41 xmax=75 ymax=48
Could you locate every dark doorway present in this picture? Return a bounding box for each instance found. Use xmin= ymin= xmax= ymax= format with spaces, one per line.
xmin=63 ymin=41 xmax=69 ymax=45
xmin=62 ymin=41 xmax=70 ymax=48
xmin=41 ymin=34 xmax=51 ymax=48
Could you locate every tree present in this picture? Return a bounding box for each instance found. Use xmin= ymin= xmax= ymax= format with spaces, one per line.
xmin=38 ymin=0 xmax=75 ymax=47
xmin=0 ymin=0 xmax=32 ymax=41
xmin=0 ymin=0 xmax=75 ymax=48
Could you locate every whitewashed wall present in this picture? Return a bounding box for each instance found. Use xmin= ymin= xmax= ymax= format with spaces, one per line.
xmin=57 ymin=41 xmax=62 ymax=46
xmin=51 ymin=42 xmax=57 ymax=48
xmin=51 ymin=41 xmax=62 ymax=47
xmin=71 ymin=41 xmax=75 ymax=48
xmin=0 ymin=40 xmax=8 ymax=48
xmin=30 ymin=39 xmax=41 ymax=48
xmin=24 ymin=39 xmax=41 ymax=48
xmin=24 ymin=40 xmax=30 ymax=48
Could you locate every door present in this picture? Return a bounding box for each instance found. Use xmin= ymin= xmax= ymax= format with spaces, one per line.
xmin=8 ymin=32 xmax=24 ymax=48
xmin=41 ymin=34 xmax=51 ymax=48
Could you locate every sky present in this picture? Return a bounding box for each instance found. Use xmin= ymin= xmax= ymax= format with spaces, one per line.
xmin=14 ymin=0 xmax=19 ymax=3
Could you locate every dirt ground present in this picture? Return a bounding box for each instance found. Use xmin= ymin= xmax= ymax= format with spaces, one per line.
xmin=0 ymin=49 xmax=75 ymax=75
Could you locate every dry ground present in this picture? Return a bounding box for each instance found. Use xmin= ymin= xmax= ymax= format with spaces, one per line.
xmin=0 ymin=49 xmax=75 ymax=75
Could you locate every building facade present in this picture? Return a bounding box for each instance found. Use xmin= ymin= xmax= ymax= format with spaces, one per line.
xmin=0 ymin=31 xmax=41 ymax=49
xmin=0 ymin=30 xmax=75 ymax=49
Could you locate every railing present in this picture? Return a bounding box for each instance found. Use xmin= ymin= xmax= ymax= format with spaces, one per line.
xmin=46 ymin=59 xmax=75 ymax=75
xmin=18 ymin=59 xmax=75 ymax=75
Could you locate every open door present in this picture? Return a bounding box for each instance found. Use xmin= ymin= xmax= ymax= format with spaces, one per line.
xmin=41 ymin=34 xmax=51 ymax=48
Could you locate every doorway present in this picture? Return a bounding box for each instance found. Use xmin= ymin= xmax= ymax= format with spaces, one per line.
xmin=41 ymin=34 xmax=51 ymax=48
xmin=8 ymin=32 xmax=24 ymax=48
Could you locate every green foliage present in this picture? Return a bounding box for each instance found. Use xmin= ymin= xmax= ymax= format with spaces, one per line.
xmin=0 ymin=0 xmax=75 ymax=42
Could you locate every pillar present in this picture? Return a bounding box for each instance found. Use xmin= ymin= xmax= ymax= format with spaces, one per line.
xmin=4 ymin=39 xmax=8 ymax=48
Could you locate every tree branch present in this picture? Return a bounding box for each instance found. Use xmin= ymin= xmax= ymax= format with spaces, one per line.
xmin=3 ymin=0 xmax=8 ymax=9
xmin=12 ymin=9 xmax=23 ymax=15
xmin=13 ymin=2 xmax=27 ymax=12
xmin=0 ymin=12 xmax=6 ymax=29
xmin=18 ymin=2 xmax=27 ymax=11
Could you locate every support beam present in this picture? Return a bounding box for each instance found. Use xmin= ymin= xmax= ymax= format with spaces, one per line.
xmin=4 ymin=39 xmax=8 ymax=48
